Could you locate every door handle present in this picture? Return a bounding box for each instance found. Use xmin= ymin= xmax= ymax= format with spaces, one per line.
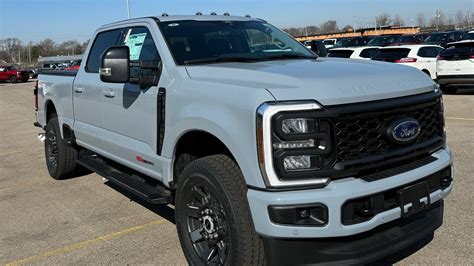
xmin=74 ymin=87 xmax=84 ymax=93
xmin=103 ymin=90 xmax=116 ymax=98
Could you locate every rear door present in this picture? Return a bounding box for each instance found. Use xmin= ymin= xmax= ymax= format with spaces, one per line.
xmin=102 ymin=25 xmax=164 ymax=176
xmin=416 ymin=46 xmax=443 ymax=79
xmin=73 ymin=28 xmax=123 ymax=152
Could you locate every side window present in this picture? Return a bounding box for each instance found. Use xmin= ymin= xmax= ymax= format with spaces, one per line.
xmin=86 ymin=29 xmax=123 ymax=73
xmin=120 ymin=27 xmax=161 ymax=79
xmin=418 ymin=47 xmax=440 ymax=58
xmin=417 ymin=47 xmax=428 ymax=57
xmin=120 ymin=27 xmax=160 ymax=61
xmin=360 ymin=48 xmax=378 ymax=58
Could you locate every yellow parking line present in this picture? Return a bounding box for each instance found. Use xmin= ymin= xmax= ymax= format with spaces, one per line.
xmin=5 ymin=219 xmax=166 ymax=266
xmin=445 ymin=117 xmax=474 ymax=122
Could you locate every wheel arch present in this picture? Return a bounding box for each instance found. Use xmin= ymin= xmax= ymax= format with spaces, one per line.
xmin=44 ymin=100 xmax=57 ymax=123
xmin=171 ymin=129 xmax=237 ymax=185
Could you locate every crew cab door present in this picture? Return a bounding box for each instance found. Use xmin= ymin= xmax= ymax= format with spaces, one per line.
xmin=102 ymin=26 xmax=164 ymax=176
xmin=73 ymin=29 xmax=123 ymax=152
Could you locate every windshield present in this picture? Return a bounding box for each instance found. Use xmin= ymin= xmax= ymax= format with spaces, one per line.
xmin=367 ymin=36 xmax=398 ymax=46
xmin=159 ymin=20 xmax=315 ymax=65
xmin=426 ymin=33 xmax=449 ymax=42
xmin=334 ymin=38 xmax=355 ymax=47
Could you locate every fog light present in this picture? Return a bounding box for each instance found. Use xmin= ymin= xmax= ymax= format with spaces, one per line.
xmin=268 ymin=204 xmax=328 ymax=226
xmin=284 ymin=156 xmax=311 ymax=171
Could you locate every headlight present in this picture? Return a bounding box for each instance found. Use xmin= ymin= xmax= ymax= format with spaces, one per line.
xmin=257 ymin=102 xmax=333 ymax=189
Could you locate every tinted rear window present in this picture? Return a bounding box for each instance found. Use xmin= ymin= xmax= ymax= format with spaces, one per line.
xmin=359 ymin=48 xmax=379 ymax=58
xmin=328 ymin=50 xmax=354 ymax=58
xmin=372 ymin=48 xmax=410 ymax=62
xmin=440 ymin=42 xmax=474 ymax=58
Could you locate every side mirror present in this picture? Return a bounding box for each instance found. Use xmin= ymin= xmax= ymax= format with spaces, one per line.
xmin=100 ymin=46 xmax=130 ymax=83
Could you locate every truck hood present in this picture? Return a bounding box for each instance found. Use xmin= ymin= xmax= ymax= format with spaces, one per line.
xmin=185 ymin=58 xmax=435 ymax=105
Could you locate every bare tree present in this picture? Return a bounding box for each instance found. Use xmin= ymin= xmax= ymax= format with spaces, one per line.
xmin=376 ymin=13 xmax=392 ymax=27
xmin=455 ymin=10 xmax=464 ymax=28
xmin=393 ymin=15 xmax=405 ymax=27
xmin=320 ymin=20 xmax=339 ymax=34
xmin=416 ymin=12 xmax=426 ymax=27
xmin=341 ymin=25 xmax=354 ymax=32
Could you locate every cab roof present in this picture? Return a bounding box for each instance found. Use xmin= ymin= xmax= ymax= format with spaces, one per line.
xmin=100 ymin=15 xmax=262 ymax=29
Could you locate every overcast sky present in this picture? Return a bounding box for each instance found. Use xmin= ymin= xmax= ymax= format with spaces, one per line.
xmin=1 ymin=0 xmax=472 ymax=43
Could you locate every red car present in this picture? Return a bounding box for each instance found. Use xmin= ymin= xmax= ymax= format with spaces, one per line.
xmin=0 ymin=65 xmax=29 ymax=83
xmin=64 ymin=60 xmax=82 ymax=70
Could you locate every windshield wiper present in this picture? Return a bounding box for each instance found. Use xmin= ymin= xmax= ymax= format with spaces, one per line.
xmin=184 ymin=56 xmax=258 ymax=65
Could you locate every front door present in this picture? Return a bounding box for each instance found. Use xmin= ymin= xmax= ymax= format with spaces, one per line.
xmin=102 ymin=26 xmax=163 ymax=178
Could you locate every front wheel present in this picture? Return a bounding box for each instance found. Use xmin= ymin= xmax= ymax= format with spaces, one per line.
xmin=175 ymin=155 xmax=264 ymax=265
xmin=9 ymin=76 xmax=17 ymax=83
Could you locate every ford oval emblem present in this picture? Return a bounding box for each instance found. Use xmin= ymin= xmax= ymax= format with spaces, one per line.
xmin=388 ymin=118 xmax=421 ymax=143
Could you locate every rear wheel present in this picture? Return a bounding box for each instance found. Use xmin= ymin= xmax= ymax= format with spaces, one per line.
xmin=9 ymin=76 xmax=17 ymax=83
xmin=44 ymin=115 xmax=79 ymax=179
xmin=175 ymin=155 xmax=264 ymax=265
xmin=440 ymin=85 xmax=458 ymax=94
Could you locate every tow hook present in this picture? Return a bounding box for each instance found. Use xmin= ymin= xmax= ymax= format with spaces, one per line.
xmin=38 ymin=133 xmax=46 ymax=143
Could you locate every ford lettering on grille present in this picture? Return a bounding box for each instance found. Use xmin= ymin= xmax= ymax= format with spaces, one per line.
xmin=389 ymin=119 xmax=421 ymax=143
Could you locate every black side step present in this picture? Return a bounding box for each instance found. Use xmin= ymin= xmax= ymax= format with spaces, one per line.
xmin=77 ymin=150 xmax=172 ymax=205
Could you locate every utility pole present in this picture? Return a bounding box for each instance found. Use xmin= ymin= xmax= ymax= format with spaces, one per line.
xmin=126 ymin=0 xmax=131 ymax=19
xmin=28 ymin=44 xmax=31 ymax=66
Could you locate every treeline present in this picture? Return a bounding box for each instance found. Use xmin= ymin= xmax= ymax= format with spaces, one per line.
xmin=283 ymin=10 xmax=473 ymax=37
xmin=0 ymin=38 xmax=89 ymax=66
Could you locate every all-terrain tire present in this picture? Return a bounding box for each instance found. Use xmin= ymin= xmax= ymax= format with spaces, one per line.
xmin=175 ymin=155 xmax=264 ymax=265
xmin=44 ymin=115 xmax=79 ymax=179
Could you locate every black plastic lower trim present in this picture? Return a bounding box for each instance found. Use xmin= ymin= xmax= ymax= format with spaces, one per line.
xmin=262 ymin=200 xmax=443 ymax=265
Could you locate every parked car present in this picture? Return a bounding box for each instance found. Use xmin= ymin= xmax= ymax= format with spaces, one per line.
xmin=305 ymin=40 xmax=328 ymax=57
xmin=64 ymin=60 xmax=82 ymax=70
xmin=372 ymin=45 xmax=443 ymax=79
xmin=28 ymin=67 xmax=38 ymax=79
xmin=328 ymin=46 xmax=380 ymax=59
xmin=34 ymin=15 xmax=453 ymax=265
xmin=424 ymin=31 xmax=470 ymax=47
xmin=0 ymin=65 xmax=29 ymax=83
xmin=322 ymin=38 xmax=337 ymax=49
xmin=332 ymin=36 xmax=371 ymax=48
xmin=436 ymin=40 xmax=474 ymax=94
xmin=388 ymin=34 xmax=428 ymax=46
xmin=367 ymin=34 xmax=401 ymax=46
xmin=468 ymin=30 xmax=474 ymax=40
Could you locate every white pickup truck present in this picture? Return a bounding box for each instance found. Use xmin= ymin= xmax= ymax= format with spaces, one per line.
xmin=34 ymin=15 xmax=453 ymax=265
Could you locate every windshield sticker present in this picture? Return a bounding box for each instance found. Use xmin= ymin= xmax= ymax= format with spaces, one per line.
xmin=125 ymin=33 xmax=147 ymax=60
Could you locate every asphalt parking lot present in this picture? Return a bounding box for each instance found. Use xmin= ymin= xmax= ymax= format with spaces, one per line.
xmin=0 ymin=81 xmax=473 ymax=265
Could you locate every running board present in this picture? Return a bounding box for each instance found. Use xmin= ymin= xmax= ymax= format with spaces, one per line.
xmin=77 ymin=150 xmax=172 ymax=205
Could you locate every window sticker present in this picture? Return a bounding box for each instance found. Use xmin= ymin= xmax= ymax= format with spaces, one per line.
xmin=124 ymin=32 xmax=147 ymax=60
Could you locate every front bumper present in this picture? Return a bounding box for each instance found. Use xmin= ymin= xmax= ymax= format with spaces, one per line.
xmin=263 ymin=200 xmax=443 ymax=265
xmin=247 ymin=148 xmax=452 ymax=238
